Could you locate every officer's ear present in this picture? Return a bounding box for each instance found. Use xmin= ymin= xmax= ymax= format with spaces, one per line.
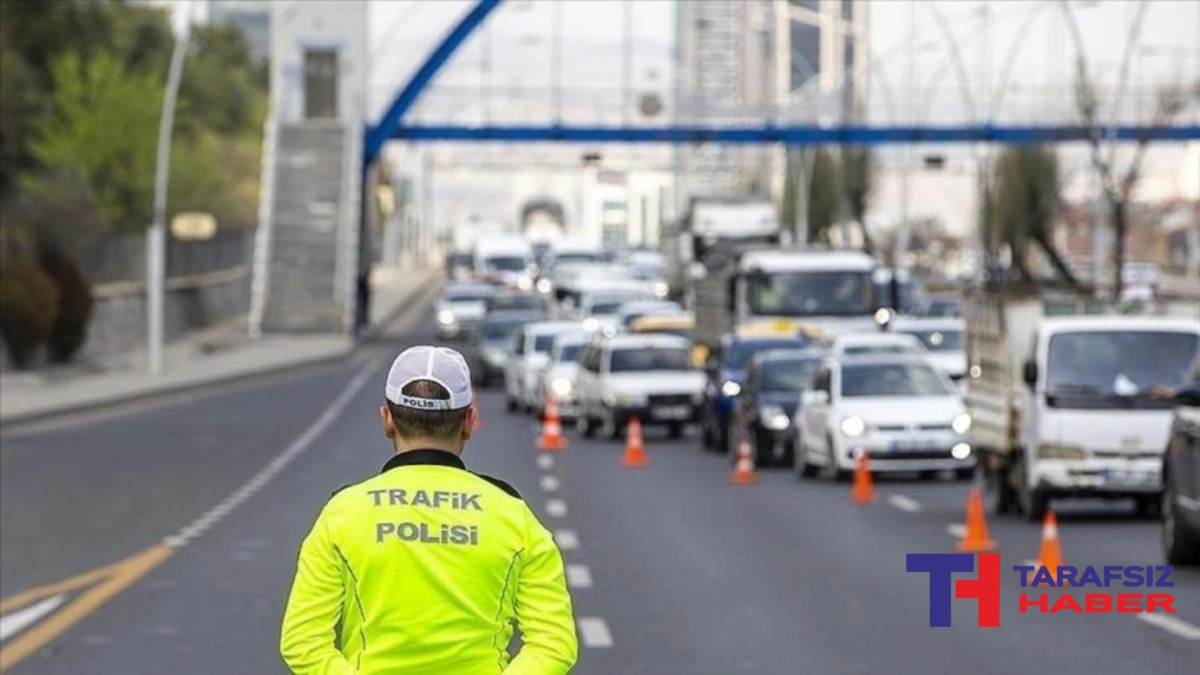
xmin=380 ymin=404 xmax=397 ymax=440
xmin=461 ymin=403 xmax=479 ymax=442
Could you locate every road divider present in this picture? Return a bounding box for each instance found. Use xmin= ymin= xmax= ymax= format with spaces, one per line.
xmin=850 ymin=452 xmax=876 ymax=504
xmin=729 ymin=428 xmax=757 ymax=485
xmin=620 ymin=417 xmax=649 ymax=468
xmin=955 ymin=487 xmax=997 ymax=552
xmin=537 ymin=395 xmax=569 ymax=451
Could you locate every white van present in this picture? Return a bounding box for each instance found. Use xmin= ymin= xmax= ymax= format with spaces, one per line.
xmin=474 ymin=236 xmax=534 ymax=289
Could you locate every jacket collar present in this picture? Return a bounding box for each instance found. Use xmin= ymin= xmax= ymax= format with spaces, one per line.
xmin=381 ymin=449 xmax=466 ymax=473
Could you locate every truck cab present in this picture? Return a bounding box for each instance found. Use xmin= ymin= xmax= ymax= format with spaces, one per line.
xmin=966 ymin=291 xmax=1200 ymax=519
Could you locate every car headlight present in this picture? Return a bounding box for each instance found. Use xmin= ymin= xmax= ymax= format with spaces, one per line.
xmin=721 ymin=380 xmax=742 ymax=398
xmin=653 ymin=281 xmax=669 ymax=298
xmin=483 ymin=349 xmax=507 ymax=366
xmin=517 ymin=275 xmax=534 ymax=291
xmin=582 ymin=318 xmax=600 ymax=332
xmin=536 ymin=278 xmax=552 ymax=294
xmin=1037 ymin=443 xmax=1087 ymax=461
xmin=437 ymin=309 xmax=455 ymax=325
xmin=761 ymin=405 xmax=790 ymax=431
xmin=551 ymin=377 xmax=573 ymax=397
xmin=951 ymin=413 xmax=972 ymax=434
xmin=840 ymin=416 xmax=867 ymax=437
xmin=951 ymin=442 xmax=972 ymax=460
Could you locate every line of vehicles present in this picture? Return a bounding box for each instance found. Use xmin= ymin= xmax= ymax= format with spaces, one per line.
xmin=439 ymin=197 xmax=1200 ymax=565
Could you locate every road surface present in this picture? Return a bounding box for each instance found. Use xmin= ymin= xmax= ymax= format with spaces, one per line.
xmin=2 ymin=306 xmax=1197 ymax=673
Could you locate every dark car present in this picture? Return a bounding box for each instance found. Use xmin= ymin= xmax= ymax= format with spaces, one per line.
xmin=466 ymin=311 xmax=542 ymax=387
xmin=729 ymin=349 xmax=823 ymax=466
xmin=700 ymin=334 xmax=813 ymax=453
xmin=1163 ymin=361 xmax=1200 ymax=565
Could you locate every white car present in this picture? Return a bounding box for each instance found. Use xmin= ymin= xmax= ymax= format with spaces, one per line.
xmin=795 ymin=355 xmax=975 ymax=480
xmin=504 ymin=321 xmax=581 ymax=413
xmin=893 ymin=317 xmax=966 ymax=382
xmin=435 ymin=283 xmax=496 ymax=339
xmin=829 ymin=332 xmax=928 ymax=358
xmin=575 ymin=282 xmax=657 ymax=332
xmin=614 ymin=300 xmax=685 ymax=332
xmin=575 ymin=334 xmax=706 ymax=440
xmin=532 ymin=331 xmax=593 ymax=420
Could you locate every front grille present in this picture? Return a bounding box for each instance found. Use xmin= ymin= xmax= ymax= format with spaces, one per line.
xmin=648 ymin=394 xmax=692 ymax=407
xmin=875 ymin=424 xmax=906 ymax=432
xmin=917 ymin=423 xmax=953 ymax=432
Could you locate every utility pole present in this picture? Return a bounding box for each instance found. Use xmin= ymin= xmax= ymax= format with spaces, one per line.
xmin=147 ymin=1 xmax=194 ymax=375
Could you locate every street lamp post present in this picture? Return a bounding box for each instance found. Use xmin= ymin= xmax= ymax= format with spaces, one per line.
xmin=147 ymin=2 xmax=194 ymax=375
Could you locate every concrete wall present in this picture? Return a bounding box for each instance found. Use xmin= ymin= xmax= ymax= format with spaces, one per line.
xmin=269 ymin=0 xmax=368 ymax=125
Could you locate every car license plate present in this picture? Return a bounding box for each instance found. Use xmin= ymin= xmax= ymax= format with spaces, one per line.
xmin=887 ymin=439 xmax=923 ymax=452
xmin=1100 ymin=468 xmax=1156 ymax=486
xmin=653 ymin=405 xmax=691 ymax=420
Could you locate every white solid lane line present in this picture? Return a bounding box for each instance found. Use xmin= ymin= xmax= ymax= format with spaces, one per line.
xmin=546 ymin=499 xmax=568 ymax=518
xmin=1137 ymin=613 xmax=1200 ymax=641
xmin=946 ymin=524 xmax=967 ymax=539
xmin=555 ymin=529 xmax=580 ymax=551
xmin=536 ymin=455 xmax=554 ymax=470
xmin=0 ymin=595 xmax=65 ymax=642
xmin=163 ymin=358 xmax=381 ymax=549
xmin=577 ymin=617 xmax=613 ymax=648
xmin=887 ymin=494 xmax=923 ymax=513
xmin=566 ymin=564 xmax=593 ymax=588
xmin=540 ymin=475 xmax=561 ymax=492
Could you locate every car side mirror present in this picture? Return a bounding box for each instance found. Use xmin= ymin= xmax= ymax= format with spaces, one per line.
xmin=1022 ymin=360 xmax=1038 ymax=389
xmin=1175 ymin=383 xmax=1200 ymax=407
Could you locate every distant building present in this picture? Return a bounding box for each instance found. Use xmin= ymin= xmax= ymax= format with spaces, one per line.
xmin=675 ymin=0 xmax=868 ymax=203
xmin=207 ymin=0 xmax=270 ymax=65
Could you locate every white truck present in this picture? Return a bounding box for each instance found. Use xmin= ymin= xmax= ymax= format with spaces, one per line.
xmin=965 ymin=289 xmax=1200 ymax=520
xmin=473 ymin=235 xmax=534 ymax=289
xmin=691 ymin=248 xmax=879 ymax=347
xmin=664 ymin=196 xmax=785 ymax=299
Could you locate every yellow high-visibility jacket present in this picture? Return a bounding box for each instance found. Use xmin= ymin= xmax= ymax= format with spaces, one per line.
xmin=280 ymin=449 xmax=578 ymax=674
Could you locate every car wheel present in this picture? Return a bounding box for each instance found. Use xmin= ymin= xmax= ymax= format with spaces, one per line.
xmin=1163 ymin=469 xmax=1200 ymax=564
xmin=713 ymin=422 xmax=729 ymax=456
xmin=1021 ymin=487 xmax=1048 ymax=522
xmin=668 ymin=423 xmax=684 ymax=440
xmin=577 ymin=411 xmax=596 ymax=438
xmin=988 ymin=458 xmax=1018 ymax=515
xmin=752 ymin=428 xmax=773 ymax=467
xmin=1135 ymin=495 xmax=1161 ymax=519
xmin=701 ymin=415 xmax=715 ymax=449
xmin=601 ymin=413 xmax=622 ymax=441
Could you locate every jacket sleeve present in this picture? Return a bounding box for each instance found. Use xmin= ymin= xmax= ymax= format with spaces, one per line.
xmin=503 ymin=508 xmax=579 ymax=675
xmin=280 ymin=506 xmax=355 ymax=675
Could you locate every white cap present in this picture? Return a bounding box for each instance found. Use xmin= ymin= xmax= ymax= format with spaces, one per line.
xmin=385 ymin=346 xmax=473 ymax=411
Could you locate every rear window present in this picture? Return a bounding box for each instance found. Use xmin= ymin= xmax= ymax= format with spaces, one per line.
xmin=760 ymin=359 xmax=821 ymax=392
xmin=534 ymin=334 xmax=557 ymax=353
xmin=557 ymin=344 xmax=583 ymax=362
xmin=609 ymin=348 xmax=692 ymax=373
xmin=900 ymin=329 xmax=963 ymax=352
xmin=843 ymin=344 xmax=921 ymax=356
xmin=726 ymin=339 xmax=809 ymax=369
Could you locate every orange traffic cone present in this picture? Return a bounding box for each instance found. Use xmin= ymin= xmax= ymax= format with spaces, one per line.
xmin=1034 ymin=511 xmax=1063 ymax=577
xmin=620 ymin=416 xmax=649 ymax=468
xmin=730 ymin=427 xmax=758 ymax=485
xmin=536 ymin=395 xmax=568 ymax=451
xmin=850 ymin=450 xmax=877 ymax=504
xmin=956 ymin=487 xmax=998 ymax=551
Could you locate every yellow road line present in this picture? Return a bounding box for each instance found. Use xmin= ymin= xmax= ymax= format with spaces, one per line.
xmin=0 ymin=544 xmax=172 ymax=672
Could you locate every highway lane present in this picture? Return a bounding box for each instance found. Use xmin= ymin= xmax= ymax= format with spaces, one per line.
xmin=2 ymin=306 xmax=1198 ymax=673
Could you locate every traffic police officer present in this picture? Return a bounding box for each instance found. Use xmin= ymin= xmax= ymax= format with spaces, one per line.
xmin=281 ymin=346 xmax=578 ymax=674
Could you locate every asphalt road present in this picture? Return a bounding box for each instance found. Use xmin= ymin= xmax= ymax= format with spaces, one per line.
xmin=2 ymin=307 xmax=1198 ymax=674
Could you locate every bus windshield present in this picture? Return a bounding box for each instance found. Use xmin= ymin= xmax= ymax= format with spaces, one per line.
xmin=747 ymin=271 xmax=874 ymax=317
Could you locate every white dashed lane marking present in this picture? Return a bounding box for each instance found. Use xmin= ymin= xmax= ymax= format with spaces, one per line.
xmin=1137 ymin=613 xmax=1200 ymax=641
xmin=539 ymin=476 xmax=560 ymax=492
xmin=554 ymin=529 xmax=580 ymax=551
xmin=545 ymin=499 xmax=568 ymax=518
xmin=537 ymin=455 xmax=555 ymax=470
xmin=566 ymin=564 xmax=593 ymax=588
xmin=577 ymin=617 xmax=613 ymax=648
xmin=887 ymin=494 xmax=922 ymax=513
xmin=946 ymin=523 xmax=967 ymax=539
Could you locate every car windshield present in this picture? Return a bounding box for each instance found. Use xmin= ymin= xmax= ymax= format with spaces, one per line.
xmin=843 ymin=344 xmax=922 ymax=356
xmin=533 ymin=334 xmax=557 ymax=353
xmin=610 ymin=347 xmax=693 ymax=372
xmin=556 ymin=344 xmax=583 ymax=362
xmin=841 ymin=363 xmax=953 ymax=397
xmin=901 ymin=329 xmax=963 ymax=352
xmin=555 ymin=252 xmax=604 ymax=265
xmin=760 ymin=359 xmax=821 ymax=393
xmin=490 ymin=295 xmax=541 ymax=311
xmin=747 ymin=271 xmax=874 ymax=317
xmin=726 ymin=339 xmax=808 ymax=369
xmin=1045 ymin=331 xmax=1199 ymax=409
xmin=482 ymin=321 xmax=523 ymax=341
xmin=924 ymin=298 xmax=962 ymax=317
xmin=485 ymin=256 xmax=527 ymax=272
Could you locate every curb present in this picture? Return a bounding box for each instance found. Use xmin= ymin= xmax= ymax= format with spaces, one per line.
xmin=0 ymin=271 xmax=440 ymax=431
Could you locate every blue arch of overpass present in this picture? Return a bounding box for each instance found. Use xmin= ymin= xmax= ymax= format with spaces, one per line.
xmin=364 ymin=0 xmax=1200 ymax=164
